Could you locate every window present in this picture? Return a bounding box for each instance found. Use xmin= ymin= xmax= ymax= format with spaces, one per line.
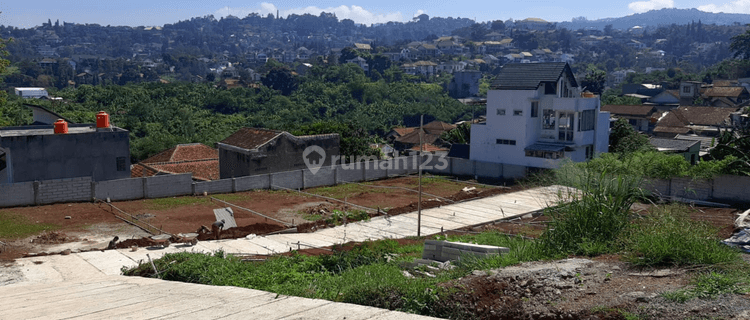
xmin=496 ymin=109 xmax=506 ymax=116
xmin=116 ymin=157 xmax=127 ymax=172
xmin=558 ymin=112 xmax=574 ymax=142
xmin=578 ymin=110 xmax=595 ymax=131
xmin=544 ymin=82 xmax=556 ymax=95
xmin=585 ymin=145 xmax=594 ymax=160
xmin=496 ymin=139 xmax=516 ymax=145
xmin=513 ymin=109 xmax=523 ymax=116
xmin=628 ymin=119 xmax=638 ymax=126
xmin=531 ymin=101 xmax=539 ymax=117
xmin=0 ymin=152 xmax=6 ymax=171
xmin=682 ymin=86 xmax=691 ymax=94
xmin=542 ymin=109 xmax=555 ymax=130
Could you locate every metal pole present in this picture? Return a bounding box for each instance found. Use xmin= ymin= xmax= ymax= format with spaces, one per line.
xmin=418 ymin=114 xmax=423 ymax=237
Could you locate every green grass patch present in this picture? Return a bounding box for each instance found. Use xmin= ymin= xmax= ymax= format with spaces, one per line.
xmin=663 ymin=271 xmax=750 ymax=302
xmin=622 ymin=204 xmax=741 ymax=267
xmin=0 ymin=211 xmax=59 ymax=239
xmin=145 ymin=196 xmax=211 ymax=210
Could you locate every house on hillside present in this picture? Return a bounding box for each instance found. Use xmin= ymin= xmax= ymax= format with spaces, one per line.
xmin=14 ymin=87 xmax=49 ymax=99
xmin=392 ymin=121 xmax=456 ymax=152
xmin=0 ymin=113 xmax=130 ymax=184
xmin=448 ymin=70 xmax=482 ymax=98
xmin=131 ymin=143 xmax=219 ymax=181
xmin=470 ymin=62 xmax=610 ymax=173
xmin=345 ymin=56 xmax=369 ymax=73
xmin=647 ymin=90 xmax=680 ymax=109
xmin=679 ymin=81 xmax=702 ymax=105
xmin=703 ymin=87 xmax=750 ymax=107
xmin=601 ymin=105 xmax=657 ymax=132
xmin=653 ymin=106 xmax=739 ymax=138
xmin=217 ymin=128 xmax=339 ymax=179
xmin=649 ymin=138 xmax=701 ymax=165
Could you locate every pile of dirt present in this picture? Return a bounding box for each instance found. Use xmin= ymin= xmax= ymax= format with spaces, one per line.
xmin=31 ymin=232 xmax=78 ymax=244
xmin=116 ymin=238 xmax=161 ymax=249
xmin=207 ymin=223 xmax=287 ymax=240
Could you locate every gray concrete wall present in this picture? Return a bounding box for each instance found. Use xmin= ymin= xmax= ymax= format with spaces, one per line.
xmin=642 ymin=179 xmax=670 ymax=198
xmin=713 ymin=175 xmax=750 ymax=202
xmin=271 ymin=170 xmax=303 ymax=190
xmin=95 ymin=177 xmax=144 ymax=201
xmin=364 ymin=162 xmax=388 ymax=181
xmin=193 ymin=179 xmax=233 ymax=195
xmin=37 ymin=177 xmax=92 ymax=204
xmin=670 ymin=178 xmax=712 ymax=200
xmin=235 ymin=174 xmax=270 ymax=192
xmin=475 ymin=161 xmax=503 ymax=179
xmin=502 ymin=164 xmax=527 ymax=179
xmin=0 ymin=181 xmax=34 ymax=207
xmin=452 ymin=158 xmax=476 ymax=176
xmin=336 ymin=164 xmax=364 ymax=183
xmin=144 ymin=174 xmax=192 ymax=198
xmin=304 ymin=166 xmax=336 ymax=188
xmin=0 ymin=125 xmax=130 ymax=183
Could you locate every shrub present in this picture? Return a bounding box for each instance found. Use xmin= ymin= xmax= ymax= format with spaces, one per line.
xmin=621 ymin=205 xmax=740 ymax=267
xmin=539 ymin=163 xmax=644 ymax=256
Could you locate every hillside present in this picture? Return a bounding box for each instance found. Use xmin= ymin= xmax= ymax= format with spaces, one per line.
xmin=559 ymin=8 xmax=750 ymax=30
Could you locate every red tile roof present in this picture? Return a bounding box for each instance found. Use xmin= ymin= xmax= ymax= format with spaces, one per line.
xmin=392 ymin=127 xmax=417 ymax=137
xmin=219 ymin=128 xmax=283 ymax=150
xmin=656 ymin=106 xmax=737 ymax=128
xmin=142 ymin=143 xmax=218 ymax=164
xmin=704 ymin=87 xmax=748 ymax=98
xmin=409 ymin=143 xmax=448 ymax=152
xmin=601 ymin=105 xmax=656 ymax=116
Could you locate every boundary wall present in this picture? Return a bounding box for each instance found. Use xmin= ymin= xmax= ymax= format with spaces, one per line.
xmin=2 ymin=155 xmax=749 ymax=207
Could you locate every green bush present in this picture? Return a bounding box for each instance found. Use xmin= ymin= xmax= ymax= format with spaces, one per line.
xmin=539 ymin=164 xmax=644 ymax=256
xmin=621 ymin=205 xmax=740 ymax=267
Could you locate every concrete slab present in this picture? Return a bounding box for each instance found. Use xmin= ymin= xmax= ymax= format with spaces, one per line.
xmin=278 ymin=302 xmax=389 ymax=320
xmin=76 ymin=250 xmax=139 ymax=275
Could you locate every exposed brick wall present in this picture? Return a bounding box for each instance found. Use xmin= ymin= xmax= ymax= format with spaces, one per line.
xmin=37 ymin=177 xmax=92 ymax=205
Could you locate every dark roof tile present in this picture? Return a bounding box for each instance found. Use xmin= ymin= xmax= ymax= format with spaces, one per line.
xmin=491 ymin=62 xmax=576 ymax=90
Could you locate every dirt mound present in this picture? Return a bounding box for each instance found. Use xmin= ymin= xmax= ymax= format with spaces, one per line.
xmin=116 ymin=237 xmax=161 ymax=249
xmin=196 ymin=222 xmax=287 ymax=241
xmin=31 ymin=232 xmax=79 ymax=244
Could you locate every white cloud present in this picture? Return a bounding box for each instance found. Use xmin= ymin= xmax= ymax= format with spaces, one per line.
xmin=699 ymin=0 xmax=750 ymax=13
xmin=628 ymin=0 xmax=675 ymax=13
xmin=214 ymin=3 xmax=405 ymax=25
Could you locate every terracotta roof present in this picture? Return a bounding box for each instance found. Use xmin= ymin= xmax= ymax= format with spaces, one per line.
xmin=601 ymin=105 xmax=655 ymax=116
xmin=704 ymin=87 xmax=748 ymax=98
xmin=422 ymin=120 xmax=457 ymax=133
xmin=392 ymin=127 xmax=417 ymax=137
xmin=656 ymin=106 xmax=738 ymax=128
xmin=409 ymin=143 xmax=448 ymax=152
xmin=396 ymin=129 xmax=442 ymax=145
xmin=131 ymin=159 xmax=219 ymax=181
xmin=219 ymin=127 xmax=283 ymax=150
xmin=142 ymin=143 xmax=218 ymax=164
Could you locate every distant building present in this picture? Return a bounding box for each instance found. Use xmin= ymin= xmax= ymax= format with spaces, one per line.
xmin=217 ymin=128 xmax=340 ymax=179
xmin=0 ymin=117 xmax=130 ymax=184
xmin=470 ymin=63 xmax=609 ymax=172
xmin=14 ymin=87 xmax=49 ymax=99
xmin=131 ymin=143 xmax=219 ymax=181
xmin=448 ymin=70 xmax=482 ymax=98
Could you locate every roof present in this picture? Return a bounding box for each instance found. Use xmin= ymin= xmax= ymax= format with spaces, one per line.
xmin=219 ymin=127 xmax=283 ymax=150
xmin=656 ymin=106 xmax=738 ymax=128
xmin=521 ymin=17 xmax=549 ymax=23
xmin=391 ymin=127 xmax=417 ymax=137
xmin=601 ymin=105 xmax=655 ymax=116
xmin=422 ymin=121 xmax=456 ymax=133
xmin=704 ymin=87 xmax=748 ymax=98
xmin=396 ymin=129 xmax=441 ymax=145
xmin=353 ymin=43 xmax=372 ymax=50
xmin=131 ymin=159 xmax=219 ymax=181
xmin=491 ymin=62 xmax=577 ymax=90
xmin=409 ymin=143 xmax=448 ymax=152
xmin=141 ymin=143 xmax=218 ymax=164
xmin=674 ymin=134 xmax=716 ymax=151
xmin=24 ymin=103 xmax=73 ymax=124
xmin=649 ymin=138 xmax=700 ymax=152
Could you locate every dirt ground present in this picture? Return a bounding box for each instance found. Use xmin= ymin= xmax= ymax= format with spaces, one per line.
xmin=0 ymin=176 xmax=505 ymax=260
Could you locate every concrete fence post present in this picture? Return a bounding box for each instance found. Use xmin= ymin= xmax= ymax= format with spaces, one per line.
xmin=301 ymin=169 xmax=305 ymax=189
xmin=191 ymin=182 xmax=196 ymax=195
xmin=334 ymin=165 xmax=338 ymax=184
xmin=33 ymin=181 xmax=40 ymax=205
xmin=268 ymin=173 xmax=273 ymax=190
xmin=361 ymin=163 xmax=366 ymax=182
xmin=90 ymin=180 xmax=96 ymax=201
xmin=231 ymin=178 xmax=237 ymax=193
xmin=142 ymin=177 xmax=148 ymax=199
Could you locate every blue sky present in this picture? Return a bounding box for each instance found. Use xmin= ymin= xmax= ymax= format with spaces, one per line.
xmin=2 ymin=0 xmax=749 ymax=28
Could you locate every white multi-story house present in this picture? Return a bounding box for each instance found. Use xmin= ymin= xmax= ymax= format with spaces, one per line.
xmin=470 ymin=63 xmax=609 ymax=171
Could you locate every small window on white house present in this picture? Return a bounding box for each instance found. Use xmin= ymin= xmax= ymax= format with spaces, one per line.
xmin=513 ymin=110 xmax=523 ymax=116
xmin=531 ymin=101 xmax=539 ymax=117
xmin=578 ymin=110 xmax=596 ymax=131
xmin=497 ymin=109 xmax=506 ymax=116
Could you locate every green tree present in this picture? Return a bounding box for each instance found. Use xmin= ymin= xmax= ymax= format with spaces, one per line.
xmin=261 ymin=66 xmax=298 ymax=95
xmin=730 ymin=25 xmax=750 ymax=59
xmin=580 ymin=65 xmax=606 ymax=94
xmin=609 ymin=119 xmax=652 ymax=154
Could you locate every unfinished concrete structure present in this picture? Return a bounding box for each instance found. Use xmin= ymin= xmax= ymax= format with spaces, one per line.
xmin=0 ymin=122 xmax=130 ymax=184
xmin=217 ymin=128 xmax=340 ymax=179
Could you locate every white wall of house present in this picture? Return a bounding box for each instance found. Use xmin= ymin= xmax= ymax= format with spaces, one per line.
xmin=470 ymin=83 xmax=609 ymax=169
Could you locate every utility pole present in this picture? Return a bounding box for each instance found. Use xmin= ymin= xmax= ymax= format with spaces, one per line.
xmin=418 ymin=114 xmax=423 ymax=237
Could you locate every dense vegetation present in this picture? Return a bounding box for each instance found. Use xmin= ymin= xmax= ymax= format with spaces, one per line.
xmin=2 ymin=63 xmax=473 ymax=161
